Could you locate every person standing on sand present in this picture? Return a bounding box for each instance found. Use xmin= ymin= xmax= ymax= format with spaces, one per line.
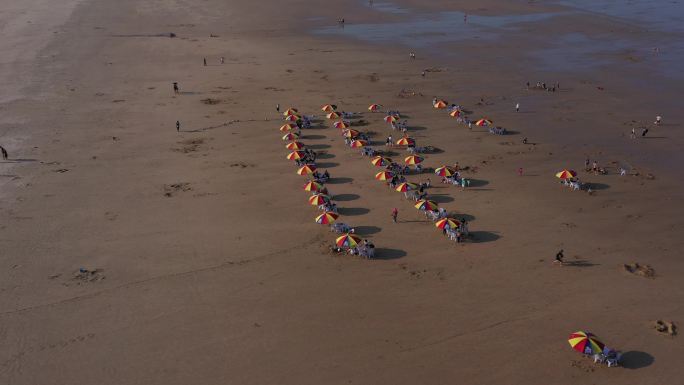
xmin=516 ymin=103 xmax=520 ymax=112
xmin=630 ymin=127 xmax=636 ymax=139
xmin=518 ymin=167 xmax=523 ymax=176
xmin=421 ymin=70 xmax=426 ymax=77
xmin=642 ymin=127 xmax=649 ymax=137
xmin=203 ymin=57 xmax=207 ymax=66
xmin=655 ymin=115 xmax=662 ymax=125
xmin=554 ymin=249 xmax=564 ymax=265
xmin=173 ymin=82 xmax=179 ymax=94
xmin=276 ymin=103 xmax=280 ymax=113
xmin=585 ymin=158 xmax=590 ymax=171
xmin=0 ymin=146 xmax=8 ymax=160
xmin=391 ymin=208 xmax=398 ymax=223
xmin=176 ymin=120 xmax=180 ymax=132
xmin=220 ymin=56 xmax=224 ymax=64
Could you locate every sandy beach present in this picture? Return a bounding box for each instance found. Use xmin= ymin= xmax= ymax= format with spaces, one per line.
xmin=1 ymin=0 xmax=683 ymax=384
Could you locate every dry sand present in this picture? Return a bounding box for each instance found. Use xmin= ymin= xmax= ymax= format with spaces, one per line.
xmin=1 ymin=0 xmax=683 ymax=384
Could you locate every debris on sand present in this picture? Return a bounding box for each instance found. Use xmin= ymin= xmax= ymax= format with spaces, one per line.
xmin=622 ymin=262 xmax=655 ymax=278
xmin=653 ymin=320 xmax=677 ymax=336
xmin=200 ymin=98 xmax=222 ymax=105
xmin=164 ymin=183 xmax=192 ymax=197
xmin=173 ymin=138 xmax=205 ymax=153
xmin=68 ymin=268 xmax=105 ymax=285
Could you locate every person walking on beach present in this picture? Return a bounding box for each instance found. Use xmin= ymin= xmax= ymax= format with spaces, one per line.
xmin=220 ymin=56 xmax=224 ymax=64
xmin=176 ymin=120 xmax=180 ymax=132
xmin=276 ymin=103 xmax=280 ymax=113
xmin=173 ymin=82 xmax=179 ymax=94
xmin=630 ymin=127 xmax=636 ymax=139
xmin=515 ymin=103 xmax=520 ymax=112
xmin=203 ymin=57 xmax=207 ymax=66
xmin=655 ymin=115 xmax=662 ymax=125
xmin=585 ymin=158 xmax=590 ymax=171
xmin=391 ymin=208 xmax=398 ymax=223
xmin=0 ymin=146 xmax=8 ymax=160
xmin=517 ymin=167 xmax=523 ymax=176
xmin=421 ymin=70 xmax=426 ymax=77
xmin=642 ymin=127 xmax=649 ymax=137
xmin=554 ymin=249 xmax=564 ymax=265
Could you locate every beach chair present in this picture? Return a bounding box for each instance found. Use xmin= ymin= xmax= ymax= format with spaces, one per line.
xmin=606 ymin=353 xmax=621 ymax=367
xmin=593 ymin=354 xmax=605 ymax=364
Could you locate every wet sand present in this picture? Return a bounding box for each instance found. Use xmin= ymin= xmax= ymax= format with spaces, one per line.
xmin=1 ymin=0 xmax=683 ymax=384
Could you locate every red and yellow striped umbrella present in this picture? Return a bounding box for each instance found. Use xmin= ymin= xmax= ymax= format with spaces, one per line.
xmin=287 ymin=150 xmax=306 ymax=160
xmin=326 ymin=112 xmax=340 ymax=119
xmin=404 ymin=155 xmax=424 ymax=165
xmin=368 ymin=104 xmax=381 ymax=112
xmin=384 ymin=115 xmax=398 ymax=123
xmin=556 ymin=169 xmax=578 ymax=179
xmin=321 ymin=104 xmax=336 ymax=112
xmin=395 ymin=137 xmax=415 ymax=146
xmin=450 ymin=110 xmax=462 ymax=117
xmin=282 ymin=132 xmax=299 ymax=140
xmin=343 ymin=129 xmax=360 ymax=138
xmin=434 ymin=166 xmax=455 ymax=177
xmin=415 ymin=199 xmax=438 ymax=211
xmin=284 ymin=114 xmax=301 ymax=122
xmin=309 ymin=193 xmax=330 ymax=206
xmin=434 ymin=100 xmax=447 ymax=109
xmin=350 ymin=140 xmax=368 ymax=148
xmin=395 ymin=182 xmax=419 ymax=192
xmin=280 ymin=123 xmax=297 ymax=132
xmin=297 ymin=164 xmax=316 ymax=175
xmin=286 ymin=141 xmax=305 ymax=150
xmin=282 ymin=108 xmax=298 ymax=116
xmin=435 ymin=218 xmax=460 ymax=230
xmin=333 ymin=121 xmax=349 ymax=129
xmin=336 ymin=233 xmax=361 ymax=248
xmin=316 ymin=211 xmax=339 ymax=224
xmin=475 ymin=118 xmax=493 ymax=126
xmin=371 ymin=156 xmax=391 ymax=167
xmin=568 ymin=331 xmax=605 ymax=355
xmin=375 ymin=171 xmax=394 ymax=181
xmin=303 ymin=181 xmax=324 ymax=192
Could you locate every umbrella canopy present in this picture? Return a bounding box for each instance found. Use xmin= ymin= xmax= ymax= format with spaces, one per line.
xmin=284 ymin=114 xmax=301 ymax=122
xmin=326 ymin=112 xmax=340 ymax=119
xmin=434 ymin=166 xmax=455 ymax=177
xmin=434 ymin=100 xmax=447 ymax=109
xmin=286 ymin=141 xmax=305 ymax=150
xmin=336 ymin=233 xmax=361 ymax=248
xmin=435 ymin=218 xmax=461 ymax=230
xmin=475 ymin=118 xmax=493 ymax=126
xmin=384 ymin=115 xmax=398 ymax=123
xmin=395 ymin=182 xmax=419 ymax=192
xmin=309 ymin=193 xmax=330 ymax=206
xmin=404 ymin=155 xmax=424 ymax=165
xmin=321 ymin=104 xmax=336 ymax=112
xmin=297 ymin=164 xmax=316 ymax=175
xmin=375 ymin=171 xmax=394 ymax=181
xmin=343 ymin=129 xmax=360 ymax=138
xmin=280 ymin=123 xmax=297 ymax=132
xmin=415 ymin=199 xmax=438 ymax=211
xmin=395 ymin=137 xmax=415 ymax=146
xmin=333 ymin=121 xmax=349 ymax=129
xmin=449 ymin=109 xmax=461 ymax=117
xmin=316 ymin=211 xmax=339 ymax=224
xmin=303 ymin=181 xmax=324 ymax=192
xmin=368 ymin=104 xmax=381 ymax=112
xmin=568 ymin=331 xmax=605 ymax=355
xmin=371 ymin=156 xmax=391 ymax=167
xmin=287 ymin=150 xmax=306 ymax=160
xmin=556 ymin=169 xmax=578 ymax=179
xmin=282 ymin=132 xmax=299 ymax=140
xmin=282 ymin=108 xmax=298 ymax=116
xmin=350 ymin=140 xmax=368 ymax=148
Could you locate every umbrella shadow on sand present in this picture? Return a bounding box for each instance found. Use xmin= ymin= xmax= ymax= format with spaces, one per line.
xmin=587 ymin=182 xmax=610 ymax=190
xmin=338 ymin=207 xmax=370 ymax=216
xmin=316 ymin=162 xmax=339 ymax=168
xmin=429 ymin=194 xmax=454 ymax=203
xmin=327 ymin=177 xmax=353 ymax=184
xmin=308 ymin=144 xmax=331 ymax=150
xmin=373 ymin=248 xmax=406 ymax=260
xmin=469 ymin=231 xmax=501 ymax=243
xmin=620 ymin=351 xmax=654 ymax=369
xmin=316 ymin=153 xmax=335 ymax=159
xmin=467 ymin=178 xmax=489 ymax=187
xmin=302 ymin=134 xmax=326 ymax=140
xmin=333 ymin=194 xmax=359 ymax=202
xmin=354 ymin=226 xmax=381 ymax=235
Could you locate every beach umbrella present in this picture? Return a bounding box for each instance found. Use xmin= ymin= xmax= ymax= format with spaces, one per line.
xmin=568 ymin=331 xmax=605 ymax=355
xmin=404 ymin=155 xmax=424 ymax=165
xmin=475 ymin=118 xmax=493 ymax=126
xmin=284 ymin=114 xmax=301 ymax=122
xmin=286 ymin=141 xmax=305 ymax=150
xmin=375 ymin=171 xmax=394 ymax=181
xmin=556 ymin=169 xmax=578 ymax=179
xmin=343 ymin=129 xmax=360 ymax=138
xmin=415 ymin=199 xmax=438 ymax=211
xmin=283 ymin=108 xmax=298 ymax=116
xmin=316 ymin=211 xmax=339 ymax=224
xmin=333 ymin=121 xmax=350 ymax=129
xmin=384 ymin=115 xmax=398 ymax=123
xmin=309 ymin=193 xmax=330 ymax=206
xmin=395 ymin=182 xmax=419 ymax=192
xmin=287 ymin=151 xmax=306 ymax=160
xmin=280 ymin=123 xmax=297 ymax=132
xmin=282 ymin=132 xmax=299 ymax=140
xmin=434 ymin=100 xmax=447 ymax=109
xmin=321 ymin=104 xmax=336 ymax=112
xmin=435 ymin=218 xmax=460 ymax=230
xmin=434 ymin=166 xmax=455 ymax=177
xmin=368 ymin=104 xmax=381 ymax=112
xmin=371 ymin=156 xmax=391 ymax=167
xmin=395 ymin=137 xmax=415 ymax=146
xmin=336 ymin=233 xmax=361 ymax=248
xmin=303 ymin=181 xmax=324 ymax=192
xmin=449 ymin=110 xmax=461 ymax=117
xmin=297 ymin=164 xmax=316 ymax=175
xmin=326 ymin=112 xmax=340 ymax=119
xmin=350 ymin=140 xmax=368 ymax=148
